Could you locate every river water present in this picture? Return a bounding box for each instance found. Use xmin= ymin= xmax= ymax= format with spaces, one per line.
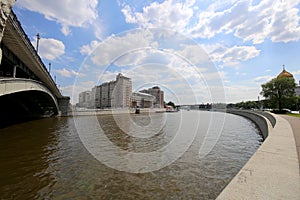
xmin=0 ymin=111 xmax=262 ymax=199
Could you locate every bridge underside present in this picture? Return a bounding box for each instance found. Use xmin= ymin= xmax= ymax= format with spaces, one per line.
xmin=0 ymin=90 xmax=58 ymax=128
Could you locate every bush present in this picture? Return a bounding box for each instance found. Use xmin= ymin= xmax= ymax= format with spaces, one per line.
xmin=271 ymin=109 xmax=290 ymax=114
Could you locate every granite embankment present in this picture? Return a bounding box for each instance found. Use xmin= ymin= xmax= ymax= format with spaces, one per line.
xmin=69 ymin=108 xmax=165 ymax=116
xmin=217 ymin=110 xmax=300 ymax=200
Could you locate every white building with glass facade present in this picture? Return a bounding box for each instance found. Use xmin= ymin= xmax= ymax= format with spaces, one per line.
xmin=132 ymin=92 xmax=156 ymax=108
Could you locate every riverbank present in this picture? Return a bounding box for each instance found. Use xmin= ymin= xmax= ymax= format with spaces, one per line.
xmin=217 ymin=112 xmax=300 ymax=200
xmin=69 ymin=108 xmax=166 ymax=116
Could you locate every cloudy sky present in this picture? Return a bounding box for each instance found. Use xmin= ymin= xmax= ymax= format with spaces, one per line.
xmin=13 ymin=0 xmax=300 ymax=104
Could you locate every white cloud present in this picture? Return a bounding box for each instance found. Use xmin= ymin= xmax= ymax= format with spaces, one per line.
xmin=293 ymin=70 xmax=300 ymax=76
xmin=224 ymin=85 xmax=261 ymax=103
xmin=80 ymin=40 xmax=101 ymax=55
xmin=16 ymin=0 xmax=98 ymax=36
xmin=55 ymin=68 xmax=84 ymax=78
xmin=269 ymin=0 xmax=300 ymax=43
xmin=90 ymin=30 xmax=156 ymax=67
xmin=174 ymin=44 xmax=212 ymax=65
xmin=32 ymin=37 xmax=65 ymax=60
xmin=121 ymin=0 xmax=300 ymax=44
xmin=254 ymin=75 xmax=273 ymax=83
xmin=121 ymin=0 xmax=195 ymax=32
xmin=203 ymin=44 xmax=260 ymax=66
xmin=189 ymin=0 xmax=300 ymax=43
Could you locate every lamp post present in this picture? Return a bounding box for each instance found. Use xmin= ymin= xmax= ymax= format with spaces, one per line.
xmin=48 ymin=62 xmax=51 ymax=73
xmin=36 ymin=33 xmax=40 ymax=53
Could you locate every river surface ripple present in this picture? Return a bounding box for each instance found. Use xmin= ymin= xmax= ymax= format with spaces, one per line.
xmin=0 ymin=111 xmax=262 ymax=199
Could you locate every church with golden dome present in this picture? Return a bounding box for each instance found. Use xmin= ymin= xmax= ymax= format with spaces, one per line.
xmin=277 ymin=65 xmax=300 ymax=96
xmin=277 ymin=66 xmax=294 ymax=78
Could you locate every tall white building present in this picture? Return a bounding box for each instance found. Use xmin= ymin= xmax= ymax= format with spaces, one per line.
xmin=78 ymin=90 xmax=92 ymax=108
xmin=90 ymin=73 xmax=132 ymax=108
xmin=112 ymin=73 xmax=132 ymax=108
xmin=100 ymin=81 xmax=116 ymax=108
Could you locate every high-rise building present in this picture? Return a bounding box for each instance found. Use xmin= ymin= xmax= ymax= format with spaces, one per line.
xmin=100 ymin=81 xmax=116 ymax=108
xmin=90 ymin=73 xmax=132 ymax=108
xmin=78 ymin=90 xmax=92 ymax=108
xmin=112 ymin=73 xmax=132 ymax=108
xmin=139 ymin=86 xmax=164 ymax=108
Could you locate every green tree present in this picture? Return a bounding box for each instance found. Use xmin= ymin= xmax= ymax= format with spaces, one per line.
xmin=260 ymin=77 xmax=296 ymax=110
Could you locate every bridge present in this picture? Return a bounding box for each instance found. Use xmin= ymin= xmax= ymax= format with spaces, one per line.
xmin=0 ymin=2 xmax=70 ymax=127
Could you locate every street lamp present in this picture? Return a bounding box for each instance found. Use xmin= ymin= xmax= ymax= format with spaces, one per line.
xmin=36 ymin=33 xmax=40 ymax=53
xmin=48 ymin=62 xmax=51 ymax=73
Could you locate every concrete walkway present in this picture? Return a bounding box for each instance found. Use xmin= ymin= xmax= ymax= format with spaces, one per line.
xmin=281 ymin=115 xmax=300 ymax=168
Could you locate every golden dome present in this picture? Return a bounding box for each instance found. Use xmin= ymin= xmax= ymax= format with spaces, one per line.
xmin=277 ymin=67 xmax=293 ymax=78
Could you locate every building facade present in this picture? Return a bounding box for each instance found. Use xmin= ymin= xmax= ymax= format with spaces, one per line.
xmin=296 ymin=81 xmax=300 ymax=97
xmin=112 ymin=74 xmax=132 ymax=108
xmin=132 ymin=92 xmax=156 ymax=108
xmin=139 ymin=86 xmax=164 ymax=108
xmin=78 ymin=90 xmax=92 ymax=108
xmin=100 ymin=81 xmax=116 ymax=108
xmin=84 ymin=73 xmax=132 ymax=108
xmin=277 ymin=67 xmax=300 ymax=97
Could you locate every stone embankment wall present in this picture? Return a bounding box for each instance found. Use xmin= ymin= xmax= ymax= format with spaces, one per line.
xmin=226 ymin=109 xmax=273 ymax=139
xmin=217 ymin=110 xmax=300 ymax=200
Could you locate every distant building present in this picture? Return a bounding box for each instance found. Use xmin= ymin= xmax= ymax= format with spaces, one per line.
xmin=112 ymin=73 xmax=132 ymax=108
xmin=277 ymin=67 xmax=300 ymax=97
xmin=78 ymin=90 xmax=92 ymax=108
xmin=140 ymin=86 xmax=164 ymax=108
xmin=296 ymin=81 xmax=300 ymax=97
xmin=90 ymin=73 xmax=132 ymax=108
xmin=132 ymin=92 xmax=156 ymax=108
xmin=277 ymin=67 xmax=294 ymax=78
xmin=99 ymin=81 xmax=116 ymax=108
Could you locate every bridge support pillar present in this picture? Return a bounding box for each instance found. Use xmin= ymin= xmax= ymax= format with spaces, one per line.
xmin=58 ymin=96 xmax=71 ymax=117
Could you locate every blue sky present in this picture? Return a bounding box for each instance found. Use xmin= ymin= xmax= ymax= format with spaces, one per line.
xmin=13 ymin=0 xmax=300 ymax=104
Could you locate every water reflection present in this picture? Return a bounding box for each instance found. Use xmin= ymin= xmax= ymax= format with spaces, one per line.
xmin=0 ymin=111 xmax=262 ymax=199
xmin=0 ymin=118 xmax=61 ymax=199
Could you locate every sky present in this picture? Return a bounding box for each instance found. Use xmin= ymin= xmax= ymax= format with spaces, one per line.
xmin=13 ymin=0 xmax=300 ymax=104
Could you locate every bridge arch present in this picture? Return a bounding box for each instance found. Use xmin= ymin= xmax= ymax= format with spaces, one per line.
xmin=0 ymin=78 xmax=59 ymax=127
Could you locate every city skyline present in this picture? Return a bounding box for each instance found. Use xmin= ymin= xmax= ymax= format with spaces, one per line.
xmin=79 ymin=73 xmax=132 ymax=108
xmin=13 ymin=0 xmax=300 ymax=104
xmin=78 ymin=73 xmax=165 ymax=109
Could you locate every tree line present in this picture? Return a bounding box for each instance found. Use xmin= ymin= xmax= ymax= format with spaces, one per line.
xmin=228 ymin=76 xmax=300 ymax=112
